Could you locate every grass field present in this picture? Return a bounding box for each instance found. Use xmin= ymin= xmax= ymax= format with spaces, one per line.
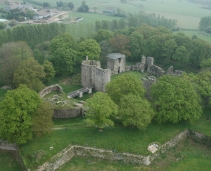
xmin=0 ymin=150 xmax=22 ymax=171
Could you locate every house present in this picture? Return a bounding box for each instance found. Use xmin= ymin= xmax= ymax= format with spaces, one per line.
xmin=33 ymin=10 xmax=52 ymax=20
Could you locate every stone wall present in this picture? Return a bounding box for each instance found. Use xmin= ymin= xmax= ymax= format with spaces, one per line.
xmin=107 ymin=53 xmax=126 ymax=75
xmin=39 ymin=84 xmax=63 ymax=98
xmin=36 ymin=129 xmax=211 ymax=171
xmin=53 ymin=107 xmax=83 ymax=118
xmin=36 ymin=145 xmax=149 ymax=171
xmin=0 ymin=139 xmax=17 ymax=151
xmin=81 ymin=58 xmax=111 ymax=92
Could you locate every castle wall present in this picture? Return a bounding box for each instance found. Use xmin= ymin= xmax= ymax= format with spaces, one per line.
xmin=81 ymin=60 xmax=100 ymax=88
xmin=81 ymin=59 xmax=111 ymax=92
xmin=94 ymin=68 xmax=111 ymax=92
xmin=107 ymin=54 xmax=126 ymax=75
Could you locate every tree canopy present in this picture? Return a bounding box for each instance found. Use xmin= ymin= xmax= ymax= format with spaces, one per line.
xmin=106 ymin=74 xmax=145 ymax=105
xmin=0 ymin=41 xmax=33 ymax=87
xmin=85 ymin=92 xmax=118 ymax=131
xmin=150 ymin=75 xmax=202 ymax=123
xmin=13 ymin=58 xmax=46 ymax=92
xmin=119 ymin=94 xmax=154 ymax=130
xmin=0 ymin=85 xmax=41 ymax=144
xmin=78 ymin=39 xmax=101 ymax=60
xmin=31 ymin=101 xmax=54 ymax=137
xmin=50 ymin=33 xmax=77 ymax=75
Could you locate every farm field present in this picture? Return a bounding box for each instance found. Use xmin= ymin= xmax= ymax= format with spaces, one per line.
xmin=31 ymin=0 xmax=211 ymax=29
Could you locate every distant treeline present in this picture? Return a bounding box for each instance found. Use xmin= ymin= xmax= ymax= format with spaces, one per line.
xmin=0 ymin=23 xmax=66 ymax=48
xmin=199 ymin=16 xmax=211 ymax=33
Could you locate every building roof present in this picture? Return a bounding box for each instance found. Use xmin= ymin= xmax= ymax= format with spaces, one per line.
xmin=106 ymin=53 xmax=125 ymax=59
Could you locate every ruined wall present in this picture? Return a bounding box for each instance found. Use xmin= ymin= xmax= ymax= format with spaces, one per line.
xmin=81 ymin=59 xmax=111 ymax=92
xmin=81 ymin=60 xmax=101 ymax=88
xmin=39 ymin=84 xmax=63 ymax=98
xmin=36 ymin=145 xmax=149 ymax=171
xmin=107 ymin=54 xmax=126 ymax=75
xmin=53 ymin=107 xmax=83 ymax=118
xmin=0 ymin=139 xmax=17 ymax=151
xmin=35 ymin=129 xmax=211 ymax=171
xmin=94 ymin=68 xmax=111 ymax=92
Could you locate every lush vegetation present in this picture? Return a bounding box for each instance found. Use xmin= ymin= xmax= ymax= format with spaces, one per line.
xmin=0 ymin=150 xmax=22 ymax=171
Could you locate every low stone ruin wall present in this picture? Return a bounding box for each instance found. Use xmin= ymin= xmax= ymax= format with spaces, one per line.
xmin=39 ymin=84 xmax=63 ymax=98
xmin=0 ymin=139 xmax=17 ymax=151
xmin=53 ymin=107 xmax=83 ymax=118
xmin=35 ymin=129 xmax=196 ymax=171
xmin=36 ymin=145 xmax=150 ymax=171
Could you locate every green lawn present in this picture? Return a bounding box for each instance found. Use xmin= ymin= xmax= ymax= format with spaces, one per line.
xmin=0 ymin=150 xmax=22 ymax=171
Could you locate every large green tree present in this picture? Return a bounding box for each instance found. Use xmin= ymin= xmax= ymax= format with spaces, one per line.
xmin=195 ymin=71 xmax=211 ymax=107
xmin=31 ymin=101 xmax=54 ymax=137
xmin=150 ymin=75 xmax=202 ymax=123
xmin=13 ymin=58 xmax=46 ymax=92
xmin=106 ymin=74 xmax=145 ymax=105
xmin=85 ymin=92 xmax=118 ymax=131
xmin=119 ymin=94 xmax=154 ymax=130
xmin=78 ymin=39 xmax=101 ymax=60
xmin=50 ymin=33 xmax=77 ymax=75
xmin=0 ymin=41 xmax=33 ymax=87
xmin=43 ymin=60 xmax=55 ymax=84
xmin=0 ymin=85 xmax=41 ymax=144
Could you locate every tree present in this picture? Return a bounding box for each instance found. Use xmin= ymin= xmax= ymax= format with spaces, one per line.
xmin=78 ymin=1 xmax=89 ymax=12
xmin=0 ymin=85 xmax=41 ymax=144
xmin=0 ymin=22 xmax=6 ymax=30
xmin=67 ymin=2 xmax=74 ymax=10
xmin=94 ymin=29 xmax=113 ymax=43
xmin=42 ymin=59 xmax=55 ymax=78
xmin=43 ymin=2 xmax=51 ymax=8
xmin=78 ymin=39 xmax=101 ymax=60
xmin=119 ymin=94 xmax=154 ymax=130
xmin=13 ymin=58 xmax=46 ymax=92
xmin=129 ymin=32 xmax=145 ymax=61
xmin=43 ymin=60 xmax=55 ymax=83
xmin=31 ymin=101 xmax=54 ymax=137
xmin=0 ymin=41 xmax=33 ymax=87
xmin=50 ymin=33 xmax=78 ymax=75
xmin=106 ymin=74 xmax=145 ymax=105
xmin=195 ymin=71 xmax=211 ymax=107
xmin=200 ymin=58 xmax=211 ymax=69
xmin=109 ymin=34 xmax=130 ymax=56
xmin=150 ymin=75 xmax=202 ymax=123
xmin=85 ymin=92 xmax=118 ymax=131
xmin=172 ymin=46 xmax=189 ymax=63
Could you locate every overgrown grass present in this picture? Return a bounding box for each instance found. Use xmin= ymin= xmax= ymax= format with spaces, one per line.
xmin=0 ymin=150 xmax=22 ymax=171
xmin=19 ymin=107 xmax=211 ymax=170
